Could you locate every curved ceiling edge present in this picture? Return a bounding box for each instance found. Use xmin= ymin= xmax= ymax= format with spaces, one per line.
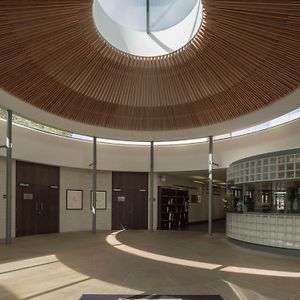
xmin=0 ymin=88 xmax=300 ymax=142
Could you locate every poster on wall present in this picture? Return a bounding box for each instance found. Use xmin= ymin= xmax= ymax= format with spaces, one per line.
xmin=191 ymin=195 xmax=202 ymax=204
xmin=66 ymin=189 xmax=83 ymax=210
xmin=90 ymin=190 xmax=107 ymax=210
xmin=191 ymin=195 xmax=197 ymax=203
xmin=197 ymin=195 xmax=202 ymax=203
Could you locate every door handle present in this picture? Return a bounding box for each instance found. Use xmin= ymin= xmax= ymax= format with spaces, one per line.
xmin=41 ymin=202 xmax=44 ymax=211
xmin=36 ymin=202 xmax=41 ymax=214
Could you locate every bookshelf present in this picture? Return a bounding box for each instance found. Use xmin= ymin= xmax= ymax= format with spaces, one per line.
xmin=157 ymin=187 xmax=189 ymax=230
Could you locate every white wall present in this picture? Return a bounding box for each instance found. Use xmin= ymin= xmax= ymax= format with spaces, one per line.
xmin=0 ymin=118 xmax=299 ymax=237
xmin=1 ymin=118 xmax=299 ymax=173
xmin=214 ymin=119 xmax=300 ymax=168
xmin=0 ymin=120 xmax=150 ymax=172
xmin=0 ymin=159 xmax=112 ymax=239
xmin=60 ymin=167 xmax=112 ymax=232
xmin=189 ymin=188 xmax=226 ymax=223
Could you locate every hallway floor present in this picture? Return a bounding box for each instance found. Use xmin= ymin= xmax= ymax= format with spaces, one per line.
xmin=0 ymin=230 xmax=299 ymax=300
xmin=182 ymin=219 xmax=226 ymax=233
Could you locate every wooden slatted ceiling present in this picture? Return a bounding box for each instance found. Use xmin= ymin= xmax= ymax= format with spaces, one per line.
xmin=0 ymin=0 xmax=299 ymax=131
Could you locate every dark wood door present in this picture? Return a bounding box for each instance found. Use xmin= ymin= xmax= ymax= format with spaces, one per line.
xmin=16 ymin=184 xmax=37 ymax=236
xmin=112 ymin=172 xmax=148 ymax=230
xmin=16 ymin=161 xmax=59 ymax=237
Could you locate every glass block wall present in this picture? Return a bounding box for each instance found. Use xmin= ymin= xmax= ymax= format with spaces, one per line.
xmin=227 ymin=149 xmax=300 ymax=185
xmin=227 ymin=212 xmax=300 ymax=250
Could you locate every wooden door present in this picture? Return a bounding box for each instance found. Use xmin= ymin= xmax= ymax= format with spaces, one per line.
xmin=112 ymin=172 xmax=148 ymax=230
xmin=16 ymin=161 xmax=59 ymax=237
xmin=16 ymin=184 xmax=38 ymax=236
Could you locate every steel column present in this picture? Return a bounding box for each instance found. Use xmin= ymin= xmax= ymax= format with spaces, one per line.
xmin=92 ymin=137 xmax=97 ymax=234
xmin=149 ymin=141 xmax=154 ymax=231
xmin=242 ymin=183 xmax=246 ymax=210
xmin=146 ymin=0 xmax=150 ymax=34
xmin=6 ymin=110 xmax=12 ymax=245
xmin=208 ymin=136 xmax=213 ymax=236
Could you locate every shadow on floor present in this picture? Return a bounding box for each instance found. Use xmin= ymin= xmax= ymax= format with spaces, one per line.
xmin=0 ymin=227 xmax=299 ymax=299
xmin=182 ymin=219 xmax=226 ymax=233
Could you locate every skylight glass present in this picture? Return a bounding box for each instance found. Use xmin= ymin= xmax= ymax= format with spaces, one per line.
xmin=98 ymin=0 xmax=199 ymax=32
xmin=93 ymin=0 xmax=203 ymax=57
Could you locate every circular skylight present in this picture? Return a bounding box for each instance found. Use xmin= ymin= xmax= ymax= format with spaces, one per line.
xmin=93 ymin=0 xmax=203 ymax=57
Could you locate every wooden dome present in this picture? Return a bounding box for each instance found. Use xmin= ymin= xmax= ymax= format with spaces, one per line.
xmin=0 ymin=0 xmax=299 ymax=131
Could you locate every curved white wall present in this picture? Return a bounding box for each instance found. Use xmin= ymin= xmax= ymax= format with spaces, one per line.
xmin=0 ymin=118 xmax=299 ymax=238
xmin=0 ymin=118 xmax=300 ymax=171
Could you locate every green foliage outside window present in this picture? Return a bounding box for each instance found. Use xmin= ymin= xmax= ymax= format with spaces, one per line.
xmin=0 ymin=107 xmax=71 ymax=137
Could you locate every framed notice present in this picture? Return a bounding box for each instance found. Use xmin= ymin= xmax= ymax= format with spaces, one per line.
xmin=197 ymin=195 xmax=202 ymax=203
xmin=191 ymin=195 xmax=202 ymax=204
xmin=191 ymin=194 xmax=197 ymax=203
xmin=66 ymin=189 xmax=83 ymax=210
xmin=90 ymin=190 xmax=107 ymax=210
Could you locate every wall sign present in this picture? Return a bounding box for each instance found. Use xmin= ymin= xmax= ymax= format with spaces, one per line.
xmin=117 ymin=196 xmax=125 ymax=202
xmin=23 ymin=193 xmax=33 ymax=200
xmin=49 ymin=185 xmax=59 ymax=189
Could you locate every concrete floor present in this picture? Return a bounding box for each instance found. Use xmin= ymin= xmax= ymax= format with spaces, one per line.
xmin=0 ymin=230 xmax=299 ymax=300
xmin=183 ymin=219 xmax=226 ymax=233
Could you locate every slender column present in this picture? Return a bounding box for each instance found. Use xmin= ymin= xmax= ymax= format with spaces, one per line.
xmin=149 ymin=141 xmax=154 ymax=231
xmin=92 ymin=137 xmax=97 ymax=234
xmin=242 ymin=183 xmax=246 ymax=212
xmin=208 ymin=136 xmax=213 ymax=236
xmin=146 ymin=0 xmax=150 ymax=34
xmin=6 ymin=110 xmax=12 ymax=245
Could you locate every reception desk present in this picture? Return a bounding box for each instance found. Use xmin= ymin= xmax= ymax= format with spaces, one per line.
xmin=226 ymin=212 xmax=300 ymax=250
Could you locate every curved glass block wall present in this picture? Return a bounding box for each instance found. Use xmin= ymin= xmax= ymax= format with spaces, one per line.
xmin=227 ymin=149 xmax=300 ymax=185
xmin=227 ymin=149 xmax=300 ymax=214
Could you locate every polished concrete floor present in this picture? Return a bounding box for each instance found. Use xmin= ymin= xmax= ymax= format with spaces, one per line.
xmin=0 ymin=230 xmax=299 ymax=300
xmin=182 ymin=219 xmax=226 ymax=233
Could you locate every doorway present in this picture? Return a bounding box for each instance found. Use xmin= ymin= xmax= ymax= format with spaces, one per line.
xmin=112 ymin=172 xmax=148 ymax=230
xmin=16 ymin=161 xmax=59 ymax=237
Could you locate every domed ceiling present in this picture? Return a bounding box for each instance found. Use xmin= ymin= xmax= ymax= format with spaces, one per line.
xmin=0 ymin=0 xmax=299 ymax=131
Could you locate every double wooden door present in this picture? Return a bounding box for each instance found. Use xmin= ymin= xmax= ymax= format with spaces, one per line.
xmin=16 ymin=161 xmax=59 ymax=237
xmin=112 ymin=172 xmax=148 ymax=230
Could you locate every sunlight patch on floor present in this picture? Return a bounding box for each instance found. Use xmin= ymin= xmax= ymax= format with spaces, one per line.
xmin=0 ymin=254 xmax=58 ymax=274
xmin=106 ymin=230 xmax=222 ymax=270
xmin=107 ymin=230 xmax=300 ymax=278
xmin=221 ymin=266 xmax=300 ymax=278
xmin=0 ymin=253 xmax=143 ymax=300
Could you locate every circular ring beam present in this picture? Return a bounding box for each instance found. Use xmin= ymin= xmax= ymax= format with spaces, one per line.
xmin=0 ymin=0 xmax=299 ymax=134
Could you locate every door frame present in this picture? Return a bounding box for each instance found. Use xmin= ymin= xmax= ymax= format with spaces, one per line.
xmin=111 ymin=171 xmax=148 ymax=230
xmin=16 ymin=160 xmax=60 ymax=237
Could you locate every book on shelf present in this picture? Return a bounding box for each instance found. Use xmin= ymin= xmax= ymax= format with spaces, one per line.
xmin=158 ymin=186 xmax=189 ymax=230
